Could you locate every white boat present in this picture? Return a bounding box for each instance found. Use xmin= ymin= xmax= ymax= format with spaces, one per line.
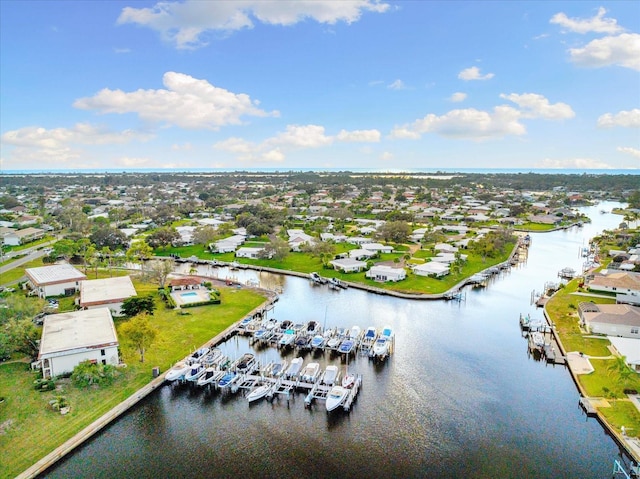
xmin=269 ymin=360 xmax=288 ymax=377
xmin=349 ymin=325 xmax=362 ymax=340
xmin=321 ymin=365 xmax=339 ymax=386
xmin=531 ymin=331 xmax=545 ymax=349
xmin=379 ymin=326 xmax=394 ymax=340
xmin=300 ymin=362 xmax=320 ymax=383
xmin=234 ymin=353 xmax=255 ymax=372
xmin=247 ymin=383 xmax=272 ymax=403
xmin=196 ymin=367 xmax=223 ymax=387
xmin=372 ymin=337 xmax=390 ymax=359
xmin=165 ymin=361 xmax=190 ymax=382
xmin=341 ymin=372 xmax=356 ymax=389
xmin=325 ymin=385 xmax=349 ymax=412
xmin=279 ymin=330 xmax=296 ymax=348
xmin=362 ymin=326 xmax=377 ymax=345
xmin=285 ymin=357 xmax=304 ymax=379
xmin=187 ymin=346 xmax=210 ymax=364
xmin=184 ymin=363 xmax=205 ymax=382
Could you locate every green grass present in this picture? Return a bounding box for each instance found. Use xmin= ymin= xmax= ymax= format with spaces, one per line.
xmin=0 ymin=284 xmax=267 ymax=479
xmin=599 ymin=401 xmax=640 ymax=438
xmin=517 ymin=222 xmax=557 ymax=231
xmin=1 ymin=257 xmax=46 ymax=285
xmin=545 ymin=280 xmax=640 ymax=440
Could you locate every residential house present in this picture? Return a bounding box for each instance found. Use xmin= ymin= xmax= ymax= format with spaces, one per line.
xmin=37 ymin=308 xmax=119 ymax=379
xmin=361 ymin=243 xmax=393 ymax=254
xmin=25 ymin=263 xmax=87 ymax=298
xmin=366 ymin=265 xmax=406 ymax=282
xmin=235 ymin=247 xmax=265 ymax=259
xmin=587 ymin=271 xmax=640 ymax=296
xmin=329 ymin=258 xmax=368 ymax=273
xmin=607 ymin=337 xmax=640 ymax=372
xmin=78 ymin=276 xmax=137 ymax=316
xmin=578 ymin=302 xmax=640 ymax=339
xmin=1 ymin=226 xmax=45 ymax=246
xmin=413 ymin=262 xmax=450 ymax=277
xmin=211 ymin=234 xmax=246 ymax=253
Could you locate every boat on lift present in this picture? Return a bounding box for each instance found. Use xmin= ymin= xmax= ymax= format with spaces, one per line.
xmin=165 ymin=361 xmax=190 ymax=382
xmin=246 ymin=383 xmax=272 ymax=403
xmin=325 ymin=385 xmax=349 ymax=412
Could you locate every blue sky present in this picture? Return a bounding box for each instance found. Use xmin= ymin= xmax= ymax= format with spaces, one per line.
xmin=0 ymin=1 xmax=638 ymax=171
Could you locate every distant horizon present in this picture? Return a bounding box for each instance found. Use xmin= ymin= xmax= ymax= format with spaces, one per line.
xmin=1 ymin=167 xmax=639 ymax=176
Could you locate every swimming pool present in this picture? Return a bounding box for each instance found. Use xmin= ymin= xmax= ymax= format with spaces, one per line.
xmin=181 ymin=292 xmax=198 ymax=298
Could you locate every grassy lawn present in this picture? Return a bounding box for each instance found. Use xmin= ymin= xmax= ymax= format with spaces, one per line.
xmin=0 ymin=284 xmax=267 ymax=479
xmin=1 ymin=258 xmax=46 ymax=285
xmin=517 ymin=223 xmax=557 ymax=231
xmin=545 ymin=280 xmax=640 ymax=439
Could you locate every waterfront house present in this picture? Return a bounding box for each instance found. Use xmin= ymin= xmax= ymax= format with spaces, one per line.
xmin=25 ymin=263 xmax=87 ymax=298
xmin=37 ymin=308 xmax=119 ymax=379
xmin=78 ymin=276 xmax=137 ymax=317
xmin=211 ymin=234 xmax=245 ymax=253
xmin=362 ymin=243 xmax=393 ymax=254
xmin=578 ymin=302 xmax=640 ymax=339
xmin=366 ymin=265 xmax=406 ymax=282
xmin=412 ymin=262 xmax=450 ymax=277
xmin=329 ymin=258 xmax=367 ymax=273
xmin=168 ymin=276 xmax=203 ymax=291
xmin=235 ymin=247 xmax=266 ymax=259
xmin=587 ymin=271 xmax=640 ymax=296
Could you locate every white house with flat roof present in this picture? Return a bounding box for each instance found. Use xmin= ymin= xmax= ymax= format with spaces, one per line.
xmin=37 ymin=308 xmax=119 ymax=379
xmin=78 ymin=276 xmax=137 ymax=316
xmin=366 ymin=265 xmax=406 ymax=282
xmin=25 ymin=263 xmax=87 ymax=298
xmin=329 ymin=258 xmax=367 ymax=273
xmin=413 ymin=262 xmax=450 ymax=277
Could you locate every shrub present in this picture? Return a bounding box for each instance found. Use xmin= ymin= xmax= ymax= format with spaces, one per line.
xmin=71 ymin=361 xmax=119 ymax=388
xmin=33 ymin=378 xmax=55 ymax=392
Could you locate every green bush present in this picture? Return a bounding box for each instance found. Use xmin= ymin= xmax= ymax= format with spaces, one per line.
xmin=33 ymin=378 xmax=55 ymax=392
xmin=71 ymin=361 xmax=119 ymax=388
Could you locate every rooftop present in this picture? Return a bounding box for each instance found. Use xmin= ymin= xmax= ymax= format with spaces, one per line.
xmin=38 ymin=308 xmax=118 ymax=358
xmin=79 ymin=276 xmax=137 ymax=306
xmin=25 ymin=263 xmax=87 ymax=286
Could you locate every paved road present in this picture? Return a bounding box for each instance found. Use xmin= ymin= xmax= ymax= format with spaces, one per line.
xmin=0 ymin=247 xmax=49 ymax=286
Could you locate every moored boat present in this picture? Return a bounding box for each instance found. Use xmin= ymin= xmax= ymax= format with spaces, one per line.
xmin=338 ymin=339 xmax=355 ymax=355
xmin=321 ymin=365 xmax=339 ymax=386
xmin=247 ymin=383 xmax=272 ymax=403
xmin=326 ymin=386 xmax=349 ymax=412
xmin=341 ymin=372 xmax=356 ymax=389
xmin=165 ymin=361 xmax=189 ymax=382
xmin=300 ymin=362 xmax=321 ymax=383
xmin=372 ymin=337 xmax=390 ymax=359
xmin=218 ymin=371 xmax=237 ymax=388
xmin=279 ymin=329 xmax=296 ymax=348
xmin=184 ymin=363 xmax=206 ymax=382
xmin=310 ymin=334 xmax=325 ymax=349
xmin=197 ymin=367 xmax=223 ymax=387
xmin=285 ymin=357 xmax=304 ymax=379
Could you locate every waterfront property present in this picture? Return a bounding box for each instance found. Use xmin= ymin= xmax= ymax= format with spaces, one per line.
xmin=25 ymin=263 xmax=87 ymax=298
xmin=578 ymin=302 xmax=640 ymax=339
xmin=36 ymin=307 xmax=119 ymax=379
xmin=587 ymin=270 xmax=640 ymax=296
xmin=365 ymin=264 xmax=406 ymax=282
xmin=78 ymin=276 xmax=137 ymax=316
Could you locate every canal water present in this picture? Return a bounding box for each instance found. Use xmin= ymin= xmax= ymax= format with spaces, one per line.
xmin=42 ymin=202 xmax=629 ymax=479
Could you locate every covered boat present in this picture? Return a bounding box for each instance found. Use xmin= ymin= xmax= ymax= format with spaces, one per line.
xmin=300 ymin=362 xmax=320 ymax=383
xmin=321 ymin=365 xmax=339 ymax=386
xmin=285 ymin=357 xmax=304 ymax=379
xmin=165 ymin=361 xmax=189 ymax=382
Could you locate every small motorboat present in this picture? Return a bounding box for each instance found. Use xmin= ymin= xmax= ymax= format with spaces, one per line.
xmin=235 ymin=353 xmax=255 ymax=372
xmin=279 ymin=330 xmax=296 ymax=348
xmin=238 ymin=316 xmax=253 ymax=330
xmin=326 ymin=386 xmax=349 ymax=412
xmin=341 ymin=372 xmax=356 ymax=389
xmin=310 ymin=334 xmax=325 ymax=349
xmin=349 ymin=325 xmax=361 ymax=340
xmin=321 ymin=365 xmax=339 ymax=386
xmin=379 ymin=326 xmax=394 ymax=339
xmin=372 ymin=337 xmax=390 ymax=359
xmin=165 ymin=361 xmax=189 ymax=382
xmin=300 ymin=362 xmax=320 ymax=383
xmin=188 ymin=346 xmax=210 ymax=363
xmin=197 ymin=367 xmax=223 ymax=387
xmin=269 ymin=360 xmax=288 ymax=378
xmin=184 ymin=363 xmax=205 ymax=382
xmin=247 ymin=383 xmax=272 ymax=403
xmin=285 ymin=357 xmax=304 ymax=379
xmin=338 ymin=339 xmax=355 ymax=355
xmin=218 ymin=371 xmax=237 ymax=388
xmin=362 ymin=326 xmax=377 ymax=345
xmin=294 ymin=334 xmax=311 ymax=350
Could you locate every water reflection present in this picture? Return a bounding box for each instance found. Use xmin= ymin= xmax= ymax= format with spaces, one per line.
xmin=42 ymin=202 xmax=628 ymax=479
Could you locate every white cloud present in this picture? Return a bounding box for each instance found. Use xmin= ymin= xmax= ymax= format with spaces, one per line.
xmin=214 ymin=124 xmax=380 ymax=162
xmin=380 ymin=151 xmax=393 ymax=161
xmin=73 ymin=72 xmax=279 ymax=130
xmin=450 ymin=92 xmax=467 ymax=102
xmin=387 ymin=79 xmax=406 ymax=90
xmin=550 ymin=7 xmax=623 ymax=34
xmin=336 ymin=129 xmax=381 ymax=142
xmin=617 ymin=146 xmax=640 ymax=159
xmin=458 ymin=66 xmax=494 ymax=81
xmin=597 ymin=109 xmax=640 ymax=128
xmin=500 ymin=93 xmax=575 ymax=119
xmin=116 ymin=157 xmax=151 ymax=167
xmin=0 ymin=123 xmax=152 ymax=169
xmin=391 ymin=106 xmax=524 ymax=140
xmin=171 ymin=142 xmax=193 ymax=151
xmin=568 ymin=33 xmax=640 ymax=71
xmin=537 ymin=157 xmax=615 ymax=169
xmin=118 ymin=0 xmax=390 ymax=49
